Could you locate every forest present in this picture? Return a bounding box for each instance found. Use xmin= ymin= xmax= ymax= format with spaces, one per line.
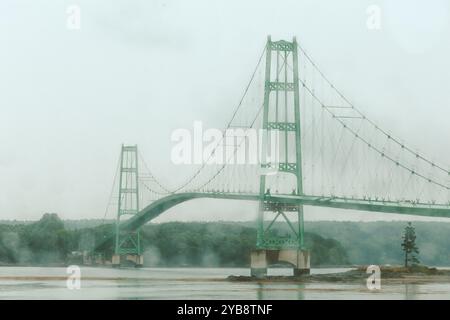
xmin=2 ymin=214 xmax=450 ymax=267
xmin=0 ymin=214 xmax=349 ymax=267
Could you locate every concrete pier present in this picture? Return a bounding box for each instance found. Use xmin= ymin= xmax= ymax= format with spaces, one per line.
xmin=250 ymin=249 xmax=310 ymax=277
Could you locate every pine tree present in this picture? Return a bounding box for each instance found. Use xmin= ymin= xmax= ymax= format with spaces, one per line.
xmin=401 ymin=222 xmax=420 ymax=267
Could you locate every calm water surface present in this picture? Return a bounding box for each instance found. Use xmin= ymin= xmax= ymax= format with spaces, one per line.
xmin=0 ymin=267 xmax=449 ymax=299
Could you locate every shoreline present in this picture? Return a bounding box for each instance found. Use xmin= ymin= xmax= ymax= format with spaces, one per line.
xmin=1 ymin=266 xmax=450 ymax=285
xmin=227 ymin=266 xmax=450 ymax=284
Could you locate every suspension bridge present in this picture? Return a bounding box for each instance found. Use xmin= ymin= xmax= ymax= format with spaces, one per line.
xmin=104 ymin=36 xmax=450 ymax=276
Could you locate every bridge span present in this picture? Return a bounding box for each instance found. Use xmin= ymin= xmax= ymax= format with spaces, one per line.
xmin=108 ymin=36 xmax=450 ymax=274
xmin=121 ymin=192 xmax=450 ymax=232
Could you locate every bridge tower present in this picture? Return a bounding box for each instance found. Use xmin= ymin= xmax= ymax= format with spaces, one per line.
xmin=251 ymin=36 xmax=310 ymax=277
xmin=112 ymin=144 xmax=144 ymax=267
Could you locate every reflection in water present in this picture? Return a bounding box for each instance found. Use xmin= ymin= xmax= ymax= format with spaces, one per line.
xmin=0 ymin=267 xmax=449 ymax=299
xmin=256 ymin=283 xmax=305 ymax=300
xmin=257 ymin=283 xmax=262 ymax=300
xmin=297 ymin=284 xmax=305 ymax=300
xmin=403 ymin=284 xmax=418 ymax=300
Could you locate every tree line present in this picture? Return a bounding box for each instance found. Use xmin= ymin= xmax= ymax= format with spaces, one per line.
xmin=6 ymin=214 xmax=446 ymax=267
xmin=0 ymin=214 xmax=350 ymax=267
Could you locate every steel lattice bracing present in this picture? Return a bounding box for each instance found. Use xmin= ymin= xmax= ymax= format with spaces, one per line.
xmin=257 ymin=36 xmax=305 ymax=250
xmin=115 ymin=144 xmax=141 ymax=256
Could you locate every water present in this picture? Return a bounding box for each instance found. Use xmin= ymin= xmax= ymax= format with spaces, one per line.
xmin=0 ymin=267 xmax=449 ymax=299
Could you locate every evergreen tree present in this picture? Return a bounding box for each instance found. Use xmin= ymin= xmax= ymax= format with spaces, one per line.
xmin=401 ymin=222 xmax=420 ymax=267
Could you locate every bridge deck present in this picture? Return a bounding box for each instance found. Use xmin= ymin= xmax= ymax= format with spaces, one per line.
xmin=122 ymin=192 xmax=450 ymax=232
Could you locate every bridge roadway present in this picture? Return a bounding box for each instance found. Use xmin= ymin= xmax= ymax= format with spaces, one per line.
xmin=121 ymin=192 xmax=450 ymax=232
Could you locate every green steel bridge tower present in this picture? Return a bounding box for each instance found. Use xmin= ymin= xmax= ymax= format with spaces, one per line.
xmin=251 ymin=36 xmax=309 ymax=277
xmin=112 ymin=144 xmax=144 ymax=267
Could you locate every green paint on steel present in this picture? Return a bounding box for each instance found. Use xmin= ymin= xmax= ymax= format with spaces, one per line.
xmin=96 ymin=191 xmax=450 ymax=251
xmin=257 ymin=36 xmax=305 ymax=250
xmin=122 ymin=192 xmax=450 ymax=231
xmin=115 ymin=144 xmax=141 ymax=256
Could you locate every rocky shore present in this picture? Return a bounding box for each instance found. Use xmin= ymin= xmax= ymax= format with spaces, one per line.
xmin=227 ymin=266 xmax=450 ymax=284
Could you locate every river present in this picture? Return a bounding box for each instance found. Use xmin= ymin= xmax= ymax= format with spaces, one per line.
xmin=0 ymin=267 xmax=449 ymax=299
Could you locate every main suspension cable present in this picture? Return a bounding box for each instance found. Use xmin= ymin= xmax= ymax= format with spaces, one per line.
xmin=171 ymin=44 xmax=267 ymax=193
xmin=296 ymin=42 xmax=450 ymax=176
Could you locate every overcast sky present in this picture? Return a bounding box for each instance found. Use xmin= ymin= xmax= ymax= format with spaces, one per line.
xmin=1 ymin=0 xmax=450 ymax=222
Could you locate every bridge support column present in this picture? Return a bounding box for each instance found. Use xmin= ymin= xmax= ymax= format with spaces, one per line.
xmin=279 ymin=249 xmax=310 ymax=276
xmin=112 ymin=254 xmax=121 ymax=267
xmin=250 ymin=249 xmax=310 ymax=277
xmin=127 ymin=254 xmax=144 ymax=267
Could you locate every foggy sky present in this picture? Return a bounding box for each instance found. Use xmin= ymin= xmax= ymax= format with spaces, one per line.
xmin=1 ymin=0 xmax=450 ymax=222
